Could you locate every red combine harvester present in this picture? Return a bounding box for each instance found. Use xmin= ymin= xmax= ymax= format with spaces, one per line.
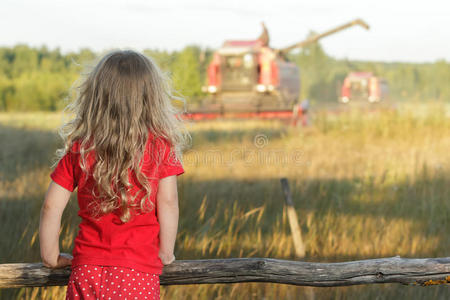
xmin=339 ymin=72 xmax=389 ymax=104
xmin=184 ymin=19 xmax=369 ymax=121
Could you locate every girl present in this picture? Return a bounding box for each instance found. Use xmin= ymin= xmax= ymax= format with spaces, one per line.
xmin=39 ymin=50 xmax=189 ymax=299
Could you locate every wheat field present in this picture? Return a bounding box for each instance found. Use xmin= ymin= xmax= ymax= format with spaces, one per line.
xmin=0 ymin=102 xmax=449 ymax=299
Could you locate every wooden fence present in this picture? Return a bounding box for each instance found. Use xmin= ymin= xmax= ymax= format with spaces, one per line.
xmin=1 ymin=256 xmax=449 ymax=288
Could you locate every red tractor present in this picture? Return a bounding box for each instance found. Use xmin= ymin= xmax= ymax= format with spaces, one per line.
xmin=186 ymin=19 xmax=369 ymax=120
xmin=340 ymin=72 xmax=389 ymax=104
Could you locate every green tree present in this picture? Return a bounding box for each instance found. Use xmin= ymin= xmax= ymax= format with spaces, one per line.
xmin=170 ymin=45 xmax=203 ymax=102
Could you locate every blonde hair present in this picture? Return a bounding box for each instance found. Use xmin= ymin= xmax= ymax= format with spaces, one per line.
xmin=58 ymin=49 xmax=189 ymax=222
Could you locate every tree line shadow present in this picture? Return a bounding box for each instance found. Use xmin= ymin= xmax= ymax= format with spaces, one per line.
xmin=0 ymin=124 xmax=60 ymax=182
xmin=1 ymin=123 xmax=448 ymax=266
xmin=177 ymin=172 xmax=449 ymax=261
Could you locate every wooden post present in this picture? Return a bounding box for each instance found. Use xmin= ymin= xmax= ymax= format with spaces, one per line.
xmin=291 ymin=103 xmax=302 ymax=126
xmin=280 ymin=178 xmax=306 ymax=258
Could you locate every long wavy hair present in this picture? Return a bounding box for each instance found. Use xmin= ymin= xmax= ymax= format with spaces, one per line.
xmin=57 ymin=50 xmax=189 ymax=222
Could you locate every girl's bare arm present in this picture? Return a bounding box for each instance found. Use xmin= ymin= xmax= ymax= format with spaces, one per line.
xmin=39 ymin=181 xmax=73 ymax=268
xmin=156 ymin=175 xmax=179 ymax=265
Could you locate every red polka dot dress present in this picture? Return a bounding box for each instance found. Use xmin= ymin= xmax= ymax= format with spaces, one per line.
xmin=66 ymin=265 xmax=160 ymax=300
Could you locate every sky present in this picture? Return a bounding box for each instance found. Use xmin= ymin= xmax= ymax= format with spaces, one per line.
xmin=1 ymin=0 xmax=449 ymax=63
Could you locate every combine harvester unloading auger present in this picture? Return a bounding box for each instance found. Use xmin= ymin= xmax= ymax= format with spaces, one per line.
xmin=183 ymin=18 xmax=370 ymax=122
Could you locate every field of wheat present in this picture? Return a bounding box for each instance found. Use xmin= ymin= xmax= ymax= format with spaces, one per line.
xmin=0 ymin=102 xmax=449 ymax=299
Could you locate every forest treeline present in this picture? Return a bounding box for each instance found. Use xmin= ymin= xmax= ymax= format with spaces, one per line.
xmin=0 ymin=43 xmax=448 ymax=111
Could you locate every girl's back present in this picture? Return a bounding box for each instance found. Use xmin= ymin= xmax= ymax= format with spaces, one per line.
xmin=51 ymin=134 xmax=183 ymax=274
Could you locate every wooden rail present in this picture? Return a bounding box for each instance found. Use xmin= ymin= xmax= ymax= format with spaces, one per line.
xmin=1 ymin=257 xmax=449 ymax=288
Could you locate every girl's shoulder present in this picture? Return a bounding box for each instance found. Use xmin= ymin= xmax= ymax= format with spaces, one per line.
xmin=69 ymin=140 xmax=82 ymax=153
xmin=67 ymin=139 xmax=96 ymax=170
xmin=146 ymin=132 xmax=172 ymax=152
xmin=68 ymin=139 xmax=95 ymax=157
xmin=144 ymin=132 xmax=177 ymax=168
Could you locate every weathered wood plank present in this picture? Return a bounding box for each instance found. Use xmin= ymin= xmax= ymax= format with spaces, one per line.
xmin=0 ymin=257 xmax=449 ymax=288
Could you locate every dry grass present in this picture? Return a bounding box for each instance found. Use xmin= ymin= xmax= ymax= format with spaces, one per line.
xmin=0 ymin=102 xmax=449 ymax=299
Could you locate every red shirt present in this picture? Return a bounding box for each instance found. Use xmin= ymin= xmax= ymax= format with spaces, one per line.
xmin=50 ymin=134 xmax=184 ymax=275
